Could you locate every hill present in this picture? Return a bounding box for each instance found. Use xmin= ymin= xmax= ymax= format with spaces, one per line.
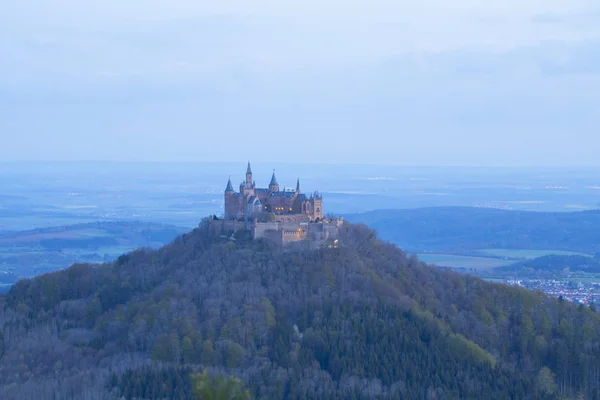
xmin=346 ymin=207 xmax=600 ymax=253
xmin=0 ymin=221 xmax=187 ymax=287
xmin=1 ymin=221 xmax=600 ymax=399
xmin=494 ymin=255 xmax=600 ymax=278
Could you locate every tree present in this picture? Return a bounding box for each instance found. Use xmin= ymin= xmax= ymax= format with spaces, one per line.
xmin=181 ymin=336 xmax=195 ymax=364
xmin=536 ymin=366 xmax=558 ymax=395
xmin=191 ymin=371 xmax=252 ymax=400
xmin=200 ymin=340 xmax=215 ymax=365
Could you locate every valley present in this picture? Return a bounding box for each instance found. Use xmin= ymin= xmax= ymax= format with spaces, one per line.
xmin=0 ymin=221 xmax=186 ymax=290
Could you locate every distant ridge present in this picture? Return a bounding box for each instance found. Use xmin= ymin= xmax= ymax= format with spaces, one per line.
xmin=495 ymin=254 xmax=600 ymax=276
xmin=0 ymin=220 xmax=186 ymax=238
xmin=0 ymin=220 xmax=188 ymax=286
xmin=346 ymin=207 xmax=600 ymax=253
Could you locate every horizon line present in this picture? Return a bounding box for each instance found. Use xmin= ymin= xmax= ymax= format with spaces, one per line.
xmin=1 ymin=160 xmax=599 ymax=170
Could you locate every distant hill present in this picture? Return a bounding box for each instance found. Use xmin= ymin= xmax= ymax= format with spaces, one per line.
xmin=1 ymin=221 xmax=600 ymax=399
xmin=0 ymin=221 xmax=187 ymax=283
xmin=346 ymin=207 xmax=600 ymax=253
xmin=0 ymin=220 xmax=187 ymax=246
xmin=494 ymin=255 xmax=600 ymax=277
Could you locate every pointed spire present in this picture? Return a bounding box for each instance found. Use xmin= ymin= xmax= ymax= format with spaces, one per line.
xmin=269 ymin=170 xmax=278 ymax=186
xmin=245 ymin=162 xmax=253 ymax=185
xmin=225 ymin=176 xmax=234 ymax=192
xmin=296 ymin=178 xmax=301 ymax=193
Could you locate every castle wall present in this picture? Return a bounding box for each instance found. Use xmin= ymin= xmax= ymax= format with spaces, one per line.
xmin=211 ymin=216 xmax=343 ymax=248
xmin=282 ymin=228 xmax=307 ymax=244
xmin=273 ymin=213 xmax=309 ymax=223
xmin=209 ymin=218 xmax=251 ymax=236
xmin=251 ymin=219 xmax=341 ymax=246
xmin=253 ymin=221 xmax=307 ymax=238
xmin=253 ymin=222 xmax=280 ymax=239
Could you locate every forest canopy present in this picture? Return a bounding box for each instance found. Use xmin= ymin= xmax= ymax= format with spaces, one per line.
xmin=1 ymin=220 xmax=600 ymax=399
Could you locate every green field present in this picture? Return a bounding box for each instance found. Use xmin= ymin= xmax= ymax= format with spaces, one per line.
xmin=480 ymin=249 xmax=593 ymax=259
xmin=417 ymin=254 xmax=514 ymax=270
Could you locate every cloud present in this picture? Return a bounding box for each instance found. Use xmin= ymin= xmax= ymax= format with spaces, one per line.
xmin=1 ymin=1 xmax=600 ymax=165
xmin=2 ymin=0 xmax=600 ymax=87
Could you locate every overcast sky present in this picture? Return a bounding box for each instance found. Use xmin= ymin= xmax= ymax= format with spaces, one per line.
xmin=1 ymin=1 xmax=600 ymax=166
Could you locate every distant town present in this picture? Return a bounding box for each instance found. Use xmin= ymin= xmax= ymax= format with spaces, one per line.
xmin=504 ymin=278 xmax=600 ymax=307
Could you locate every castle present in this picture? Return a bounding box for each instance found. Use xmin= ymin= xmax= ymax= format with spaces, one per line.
xmin=210 ymin=162 xmax=341 ymax=247
xmin=224 ymin=162 xmax=323 ymax=222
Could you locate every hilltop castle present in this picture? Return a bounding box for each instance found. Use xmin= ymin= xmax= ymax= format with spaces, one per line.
xmin=211 ymin=162 xmax=341 ymax=247
xmin=224 ymin=162 xmax=324 ymax=222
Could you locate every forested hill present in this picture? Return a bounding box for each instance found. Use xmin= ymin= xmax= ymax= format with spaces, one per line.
xmin=1 ymin=222 xmax=600 ymax=399
xmin=346 ymin=207 xmax=600 ymax=253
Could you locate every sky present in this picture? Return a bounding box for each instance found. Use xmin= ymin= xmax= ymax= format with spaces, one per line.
xmin=1 ymin=1 xmax=600 ymax=166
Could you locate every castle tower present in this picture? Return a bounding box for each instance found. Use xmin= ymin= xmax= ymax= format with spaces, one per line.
xmin=311 ymin=191 xmax=323 ymax=220
xmin=296 ymin=178 xmax=301 ymax=194
xmin=224 ymin=177 xmax=236 ymax=219
xmin=246 ymin=162 xmax=253 ymax=185
xmin=240 ymin=162 xmax=255 ymax=197
xmin=225 ymin=177 xmax=234 ymax=193
xmin=269 ymin=170 xmax=280 ymax=193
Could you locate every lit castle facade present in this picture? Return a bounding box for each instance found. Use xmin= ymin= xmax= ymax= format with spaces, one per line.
xmin=211 ymin=162 xmax=341 ymax=247
xmin=224 ymin=162 xmax=324 ymax=222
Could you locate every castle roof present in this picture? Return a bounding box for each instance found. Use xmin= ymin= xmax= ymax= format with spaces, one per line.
xmin=225 ymin=177 xmax=234 ymax=192
xmin=269 ymin=171 xmax=278 ymax=186
xmin=247 ymin=195 xmax=261 ymax=205
xmin=270 ymin=190 xmax=296 ymax=198
xmin=246 ymin=162 xmax=252 ymax=174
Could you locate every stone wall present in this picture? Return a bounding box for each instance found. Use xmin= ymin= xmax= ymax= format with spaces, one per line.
xmin=253 ymin=222 xmax=281 ymax=239
xmin=273 ymin=213 xmax=310 ymax=223
xmin=210 ymin=215 xmax=343 ymax=247
xmin=208 ymin=218 xmax=250 ymax=236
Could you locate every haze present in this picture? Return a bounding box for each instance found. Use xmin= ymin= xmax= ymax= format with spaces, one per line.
xmin=1 ymin=1 xmax=600 ymax=166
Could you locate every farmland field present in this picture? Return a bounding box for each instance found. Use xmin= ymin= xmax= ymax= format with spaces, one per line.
xmin=0 ymin=221 xmax=187 ymax=284
xmin=480 ymin=249 xmax=593 ymax=259
xmin=417 ymin=254 xmax=514 ymax=270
